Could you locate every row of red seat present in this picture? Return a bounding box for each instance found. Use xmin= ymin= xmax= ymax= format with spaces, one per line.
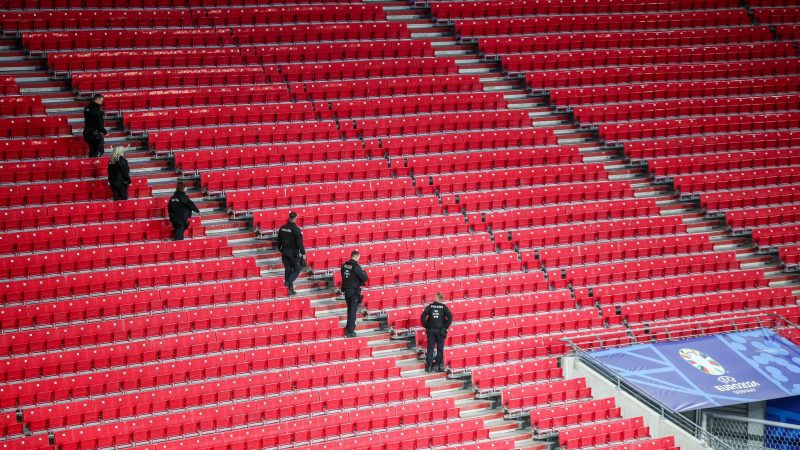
xmin=503 ymin=42 xmax=796 ymax=73
xmin=201 ymin=159 xmax=392 ymax=194
xmin=0 ymin=136 xmax=87 ymax=161
xmin=0 ymin=5 xmax=386 ymax=33
xmin=387 ymin=291 xmax=575 ymax=333
xmin=174 ymin=141 xmax=366 ymax=175
xmin=0 ymin=236 xmax=231 ymax=279
xmin=776 ymin=25 xmax=800 ymax=41
xmin=625 ymin=130 xmax=800 ymax=162
xmin=576 ymin=94 xmax=800 ymax=127
xmin=49 ymin=47 xmax=245 ymax=73
xmin=433 ymin=0 xmax=737 ymax=19
xmin=503 ymin=378 xmax=592 ymax=412
xmin=560 ymin=417 xmax=649 ymax=449
xmin=327 ymin=91 xmax=508 ymax=119
xmin=0 ymin=178 xmax=151 ymax=208
xmin=393 ymin=146 xmax=582 ymax=178
xmin=2 ymin=310 xmax=335 ymax=356
xmin=148 ymin=122 xmax=341 ymax=153
xmin=226 ymin=178 xmax=416 ymax=213
xmin=300 ymin=215 xmax=469 ymax=249
xmin=442 ymin=180 xmax=635 ymax=213
xmin=24 ymin=374 xmax=430 ymax=431
xmin=701 ymin=185 xmax=800 ymax=212
xmin=344 ymin=110 xmax=533 ymax=139
xmin=674 ymin=166 xmax=800 ymax=196
xmin=23 ymin=22 xmax=409 ymax=52
xmin=131 ymin=417 xmax=490 ymax=450
xmin=368 ymin=128 xmax=559 ymax=158
xmin=649 ymin=148 xmax=800 ymax=179
xmin=253 ymin=197 xmax=443 ymax=232
xmin=124 ymin=103 xmax=318 ymax=133
xmin=3 ymin=330 xmax=370 ymax=385
xmin=290 ymin=74 xmax=484 ymax=101
xmin=72 ymin=66 xmax=281 ymax=93
xmin=471 ymin=358 xmax=562 ymax=393
xmin=573 ymin=269 xmax=766 ymax=305
xmin=1 ymin=217 xmax=202 ymax=255
xmin=601 ymin=112 xmax=800 ymax=144
xmin=495 ymin=216 xmax=685 ymax=249
xmin=309 ymin=233 xmax=496 ymax=272
xmin=276 ymin=57 xmax=460 ymax=83
xmin=54 ymin=397 xmax=456 ymax=450
xmin=528 ymin=233 xmax=713 ymax=268
xmin=363 ymin=272 xmax=549 ymax=311
xmin=470 ymin=198 xmax=659 ymax=232
xmin=526 ymin=59 xmax=800 ymax=91
xmin=0 ymin=198 xmax=167 ymax=232
xmin=241 ymin=40 xmax=433 ymax=64
xmin=753 ymin=7 xmax=800 ymax=24
xmin=480 ymin=27 xmax=772 ymax=55
xmin=430 ymin=163 xmax=606 ymax=193
xmin=753 ymin=224 xmax=800 ymax=248
xmin=27 ymin=376 xmax=429 ymax=434
xmin=603 ymin=437 xmax=679 ymax=450
xmin=532 ymin=398 xmax=621 ymax=432
xmin=604 ymin=288 xmax=796 ymax=324
xmin=0 ymin=95 xmax=45 ymax=117
xmin=550 ymin=251 xmax=740 ymax=288
xmin=551 ymin=76 xmax=800 ymax=109
xmin=4 ymin=0 xmax=360 ymax=9
xmin=2 ymin=257 xmax=260 ymax=304
xmin=0 ymin=116 xmax=70 ymax=138
xmin=455 ymin=10 xmax=751 ymax=37
xmin=0 ymin=281 xmax=309 ymax=331
xmin=103 ymin=84 xmax=290 ymax=112
xmin=0 ymin=157 xmax=115 ymax=183
xmin=356 ymin=252 xmax=523 ymax=287
xmin=1 ymin=346 xmax=380 ymax=410
xmin=415 ymin=308 xmax=602 ymax=348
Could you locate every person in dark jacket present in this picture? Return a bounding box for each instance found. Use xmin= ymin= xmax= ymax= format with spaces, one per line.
xmin=340 ymin=250 xmax=368 ymax=338
xmin=107 ymin=146 xmax=131 ymax=200
xmin=83 ymin=94 xmax=107 ymax=157
xmin=276 ymin=212 xmax=305 ymax=295
xmin=168 ymin=182 xmax=199 ymax=241
xmin=420 ymin=293 xmax=453 ymax=373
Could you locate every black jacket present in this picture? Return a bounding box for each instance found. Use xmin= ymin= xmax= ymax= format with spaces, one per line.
xmin=107 ymin=157 xmax=131 ymax=188
xmin=340 ymin=258 xmax=368 ymax=292
xmin=420 ymin=301 xmax=452 ymax=331
xmin=168 ymin=190 xmax=199 ymax=223
xmin=276 ymin=221 xmax=305 ymax=255
xmin=83 ymin=101 xmax=107 ymax=135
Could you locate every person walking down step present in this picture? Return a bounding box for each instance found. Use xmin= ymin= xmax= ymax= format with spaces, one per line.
xmin=107 ymin=146 xmax=131 ymax=201
xmin=168 ymin=182 xmax=199 ymax=241
xmin=341 ymin=250 xmax=368 ymax=338
xmin=276 ymin=211 xmax=305 ymax=296
xmin=83 ymin=93 xmax=107 ymax=158
xmin=420 ymin=293 xmax=453 ymax=373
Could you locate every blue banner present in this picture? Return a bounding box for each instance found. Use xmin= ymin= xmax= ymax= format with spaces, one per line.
xmin=588 ymin=329 xmax=800 ymax=412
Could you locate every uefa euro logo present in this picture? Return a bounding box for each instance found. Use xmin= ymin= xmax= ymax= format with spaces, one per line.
xmin=679 ymin=348 xmax=726 ymax=376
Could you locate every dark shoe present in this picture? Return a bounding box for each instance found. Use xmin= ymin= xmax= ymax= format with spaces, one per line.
xmin=436 ymin=364 xmax=445 ymax=373
xmin=345 ymin=332 xmax=357 ymax=338
xmin=425 ymin=364 xmax=433 ymax=373
xmin=288 ymin=288 xmax=297 ymax=296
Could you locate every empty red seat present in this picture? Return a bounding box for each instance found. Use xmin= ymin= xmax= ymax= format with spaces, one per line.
xmin=0 ymin=116 xmax=70 ymax=138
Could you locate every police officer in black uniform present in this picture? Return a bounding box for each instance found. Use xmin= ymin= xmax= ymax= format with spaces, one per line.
xmin=276 ymin=212 xmax=305 ymax=296
xmin=168 ymin=181 xmax=200 ymax=241
xmin=420 ymin=293 xmax=453 ymax=373
xmin=83 ymin=93 xmax=107 ymax=157
xmin=341 ymin=250 xmax=368 ymax=338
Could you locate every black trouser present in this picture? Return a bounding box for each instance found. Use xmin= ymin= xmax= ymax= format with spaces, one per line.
xmin=171 ymin=219 xmax=189 ymax=241
xmin=110 ymin=183 xmax=128 ymax=201
xmin=281 ymin=250 xmax=301 ymax=288
xmin=344 ymin=288 xmax=361 ymax=334
xmin=426 ymin=328 xmax=446 ymax=367
xmin=84 ymin=130 xmax=105 ymax=157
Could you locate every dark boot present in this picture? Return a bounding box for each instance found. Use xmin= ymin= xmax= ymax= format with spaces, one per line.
xmin=436 ymin=364 xmax=445 ymax=373
xmin=425 ymin=364 xmax=433 ymax=373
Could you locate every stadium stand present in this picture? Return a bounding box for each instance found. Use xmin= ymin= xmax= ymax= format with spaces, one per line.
xmin=0 ymin=0 xmax=799 ymax=448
